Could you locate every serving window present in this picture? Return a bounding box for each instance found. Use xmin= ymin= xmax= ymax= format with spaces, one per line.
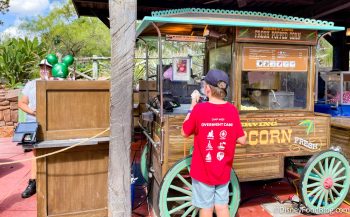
xmin=240 ymin=45 xmax=309 ymax=111
xmin=342 ymin=73 xmax=350 ymax=105
xmin=324 ymin=72 xmax=350 ymax=105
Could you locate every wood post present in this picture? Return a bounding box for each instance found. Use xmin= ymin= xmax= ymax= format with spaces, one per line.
xmin=108 ymin=0 xmax=136 ymax=216
xmin=92 ymin=55 xmax=99 ymax=79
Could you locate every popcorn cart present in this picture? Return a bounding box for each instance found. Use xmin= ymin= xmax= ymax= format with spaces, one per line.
xmin=315 ymin=71 xmax=350 ymax=202
xmin=136 ymin=8 xmax=350 ymax=216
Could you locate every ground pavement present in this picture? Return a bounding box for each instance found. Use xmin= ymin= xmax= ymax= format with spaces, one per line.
xmin=0 ymin=138 xmax=36 ymax=217
xmin=1 ymin=137 xmax=349 ymax=217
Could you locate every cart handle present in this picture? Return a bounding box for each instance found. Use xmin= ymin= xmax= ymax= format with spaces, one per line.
xmin=142 ymin=130 xmax=160 ymax=149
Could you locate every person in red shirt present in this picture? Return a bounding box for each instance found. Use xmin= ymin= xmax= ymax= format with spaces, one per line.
xmin=182 ymin=69 xmax=246 ymax=217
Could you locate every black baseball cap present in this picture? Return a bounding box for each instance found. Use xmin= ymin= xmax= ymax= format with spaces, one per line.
xmin=204 ymin=69 xmax=229 ymax=89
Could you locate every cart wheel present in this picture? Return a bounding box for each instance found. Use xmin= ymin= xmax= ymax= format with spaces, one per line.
xmin=300 ymin=150 xmax=350 ymax=214
xmin=159 ymin=155 xmax=240 ymax=217
xmin=140 ymin=144 xmax=150 ymax=183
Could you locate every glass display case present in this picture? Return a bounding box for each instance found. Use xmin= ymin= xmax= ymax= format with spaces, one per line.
xmin=240 ymin=45 xmax=309 ymax=110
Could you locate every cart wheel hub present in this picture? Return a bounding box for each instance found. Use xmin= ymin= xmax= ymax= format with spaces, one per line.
xmin=323 ymin=177 xmax=333 ymax=189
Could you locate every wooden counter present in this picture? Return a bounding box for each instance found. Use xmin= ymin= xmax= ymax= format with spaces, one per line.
xmin=36 ymin=81 xmax=110 ymax=140
xmin=36 ymin=139 xmax=109 ymax=217
xmin=35 ymin=81 xmax=110 ymax=217
xmin=153 ymin=112 xmax=330 ymax=183
xmin=330 ymin=117 xmax=350 ymax=201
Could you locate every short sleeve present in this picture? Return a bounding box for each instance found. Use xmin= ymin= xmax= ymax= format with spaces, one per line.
xmin=22 ymin=80 xmax=32 ymax=96
xmin=233 ymin=108 xmax=245 ymax=138
xmin=182 ymin=104 xmax=199 ymax=136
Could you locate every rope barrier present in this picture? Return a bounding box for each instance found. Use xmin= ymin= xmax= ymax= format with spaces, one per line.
xmin=0 ymin=127 xmax=110 ymax=166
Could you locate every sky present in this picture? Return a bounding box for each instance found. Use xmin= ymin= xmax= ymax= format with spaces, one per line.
xmin=0 ymin=0 xmax=67 ymax=38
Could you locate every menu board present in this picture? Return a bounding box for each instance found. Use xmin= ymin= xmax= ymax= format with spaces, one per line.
xmin=242 ymin=46 xmax=309 ymax=72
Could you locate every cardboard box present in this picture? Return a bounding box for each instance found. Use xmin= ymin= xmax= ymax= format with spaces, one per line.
xmin=139 ymin=80 xmax=157 ymax=91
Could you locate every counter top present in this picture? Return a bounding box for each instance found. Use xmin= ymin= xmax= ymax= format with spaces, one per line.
xmin=34 ymin=137 xmax=110 ymax=149
xmin=165 ymin=104 xmax=191 ymax=115
xmin=331 ymin=117 xmax=350 ymax=130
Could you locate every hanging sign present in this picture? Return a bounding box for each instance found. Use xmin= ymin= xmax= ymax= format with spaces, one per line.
xmin=242 ymin=45 xmax=309 ymax=72
xmin=166 ymin=34 xmax=206 ymax=43
xmin=236 ymin=27 xmax=317 ymax=45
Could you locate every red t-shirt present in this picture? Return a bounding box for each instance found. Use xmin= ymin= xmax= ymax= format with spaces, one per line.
xmin=182 ymin=102 xmax=244 ymax=185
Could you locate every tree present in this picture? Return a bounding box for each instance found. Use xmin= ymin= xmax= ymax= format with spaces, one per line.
xmin=0 ymin=0 xmax=10 ymax=25
xmin=0 ymin=37 xmax=47 ymax=88
xmin=20 ymin=0 xmax=110 ymax=57
xmin=317 ymin=38 xmax=333 ymax=68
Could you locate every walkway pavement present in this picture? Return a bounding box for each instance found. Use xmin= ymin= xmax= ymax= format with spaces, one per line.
xmin=1 ymin=137 xmax=349 ymax=217
xmin=0 ymin=138 xmax=36 ymax=217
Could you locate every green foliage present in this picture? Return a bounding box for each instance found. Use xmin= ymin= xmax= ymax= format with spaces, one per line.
xmin=316 ymin=38 xmax=333 ymax=68
xmin=0 ymin=0 xmax=10 ymax=25
xmin=0 ymin=37 xmax=47 ymax=88
xmin=134 ymin=39 xmax=205 ymax=86
xmin=20 ymin=0 xmax=111 ymax=57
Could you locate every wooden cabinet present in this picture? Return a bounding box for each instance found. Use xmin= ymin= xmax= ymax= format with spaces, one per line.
xmin=36 ymin=81 xmax=110 ymax=140
xmin=35 ymin=81 xmax=110 ymax=217
xmin=36 ymin=142 xmax=109 ymax=217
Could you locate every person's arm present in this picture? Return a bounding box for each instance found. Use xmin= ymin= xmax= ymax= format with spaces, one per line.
xmin=181 ymin=91 xmax=200 ymax=137
xmin=181 ymin=100 xmax=197 ymax=137
xmin=236 ymin=132 xmax=247 ymax=145
xmin=233 ymin=107 xmax=246 ymax=145
xmin=18 ymin=95 xmax=36 ymax=116
xmin=181 ymin=127 xmax=190 ymax=137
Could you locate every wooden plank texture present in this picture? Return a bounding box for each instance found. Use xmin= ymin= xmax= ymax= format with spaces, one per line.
xmin=36 ymin=144 xmax=109 ymax=217
xmin=330 ymin=124 xmax=350 ymax=201
xmin=108 ymin=0 xmax=136 ymax=216
xmin=36 ymin=149 xmax=48 ymax=217
xmin=36 ymin=80 xmax=110 ymax=140
xmin=139 ymin=80 xmax=157 ymax=91
xmin=233 ymin=155 xmax=283 ymax=181
xmin=139 ymin=91 xmax=158 ymax=104
xmin=160 ymin=112 xmax=330 ymax=181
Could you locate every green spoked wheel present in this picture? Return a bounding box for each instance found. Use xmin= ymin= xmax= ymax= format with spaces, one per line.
xmin=159 ymin=155 xmax=240 ymax=217
xmin=300 ymin=150 xmax=350 ymax=214
xmin=140 ymin=144 xmax=150 ymax=183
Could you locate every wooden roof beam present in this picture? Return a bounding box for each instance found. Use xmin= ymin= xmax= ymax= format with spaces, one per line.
xmin=313 ymin=2 xmax=350 ymax=19
xmin=97 ymin=15 xmax=110 ymax=28
xmin=251 ymin=0 xmax=314 ymax=4
xmin=236 ymin=0 xmax=247 ymax=8
xmin=292 ymin=0 xmax=350 ymax=18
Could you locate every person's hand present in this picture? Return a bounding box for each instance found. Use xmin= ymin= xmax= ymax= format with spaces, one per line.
xmin=31 ymin=110 xmax=36 ymax=116
xmin=191 ymin=90 xmax=201 ymax=103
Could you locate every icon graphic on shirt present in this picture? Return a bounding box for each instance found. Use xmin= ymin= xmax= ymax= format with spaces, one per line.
xmin=206 ymin=140 xmax=213 ymax=150
xmin=217 ymin=152 xmax=224 ymax=161
xmin=218 ymin=142 xmax=226 ymax=150
xmin=207 ymin=130 xmax=214 ymax=140
xmin=219 ymin=130 xmax=227 ymax=140
xmin=205 ymin=152 xmax=212 ymax=162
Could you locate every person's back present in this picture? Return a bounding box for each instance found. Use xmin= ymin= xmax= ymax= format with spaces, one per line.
xmin=184 ymin=101 xmax=243 ymax=185
xmin=182 ymin=69 xmax=246 ymax=217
